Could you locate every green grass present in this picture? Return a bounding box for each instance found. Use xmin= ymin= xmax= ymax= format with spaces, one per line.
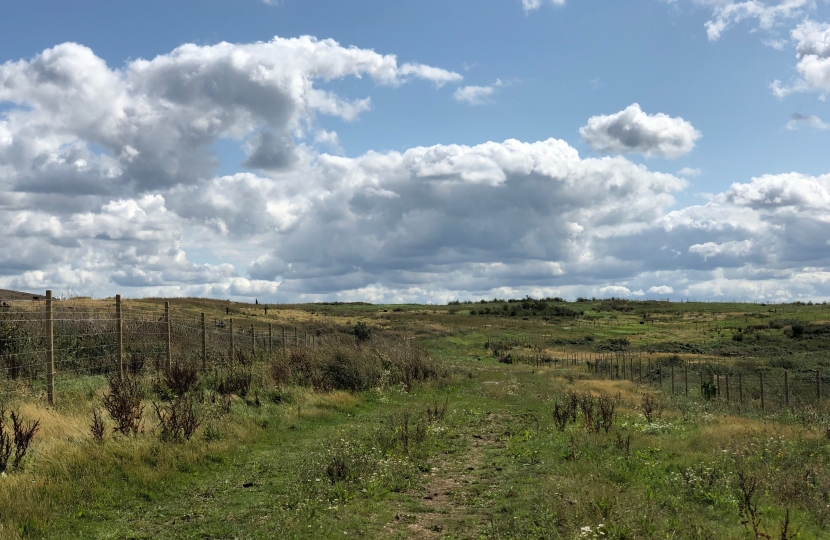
xmin=3 ymin=298 xmax=830 ymax=538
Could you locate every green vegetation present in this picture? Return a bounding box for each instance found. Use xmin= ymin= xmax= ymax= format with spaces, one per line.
xmin=1 ymin=297 xmax=830 ymax=538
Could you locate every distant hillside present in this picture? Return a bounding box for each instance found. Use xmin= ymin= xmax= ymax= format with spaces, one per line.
xmin=0 ymin=289 xmax=46 ymax=301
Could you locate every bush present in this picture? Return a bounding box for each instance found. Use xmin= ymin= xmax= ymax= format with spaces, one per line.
xmin=164 ymin=361 xmax=200 ymax=396
xmin=272 ymin=334 xmax=443 ymax=393
xmin=321 ymin=348 xmax=377 ymax=392
xmin=0 ymin=408 xmax=40 ymax=472
xmin=215 ymin=367 xmax=252 ymax=398
xmin=153 ymin=396 xmax=201 ymax=442
xmin=102 ymin=374 xmax=145 ymax=436
xmin=270 ymin=356 xmax=291 ymax=387
xmin=354 ymin=322 xmax=373 ymax=343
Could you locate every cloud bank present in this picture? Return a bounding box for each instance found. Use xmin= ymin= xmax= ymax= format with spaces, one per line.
xmin=2 ymin=38 xmax=830 ymax=303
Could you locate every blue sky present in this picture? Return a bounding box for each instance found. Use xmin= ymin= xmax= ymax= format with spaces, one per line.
xmin=2 ymin=0 xmax=830 ymax=302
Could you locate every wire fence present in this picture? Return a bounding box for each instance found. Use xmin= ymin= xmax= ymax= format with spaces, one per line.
xmin=501 ymin=349 xmax=827 ymax=414
xmin=0 ymin=291 xmax=318 ymax=403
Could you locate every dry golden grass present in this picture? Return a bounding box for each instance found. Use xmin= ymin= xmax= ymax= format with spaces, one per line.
xmin=568 ymin=377 xmax=642 ymax=401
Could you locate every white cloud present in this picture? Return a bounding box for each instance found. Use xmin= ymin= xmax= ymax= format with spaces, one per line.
xmin=522 ymin=0 xmax=566 ymax=12
xmin=701 ymin=0 xmax=813 ymax=41
xmin=677 ymin=167 xmax=703 ymax=177
xmin=773 ymin=21 xmax=830 ymax=97
xmin=648 ymin=285 xmax=674 ymax=294
xmin=6 ymin=38 xmax=830 ymax=302
xmin=453 ymin=85 xmax=496 ymax=105
xmin=580 ymin=104 xmax=701 ymax=159
xmin=0 ymin=37 xmax=461 ymax=194
xmin=786 ymin=112 xmax=830 ymax=129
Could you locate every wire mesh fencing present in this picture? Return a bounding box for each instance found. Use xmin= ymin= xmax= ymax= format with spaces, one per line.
xmin=0 ymin=291 xmax=313 ymax=403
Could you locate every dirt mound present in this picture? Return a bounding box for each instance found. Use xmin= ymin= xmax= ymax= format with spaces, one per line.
xmin=0 ymin=289 xmax=46 ymax=301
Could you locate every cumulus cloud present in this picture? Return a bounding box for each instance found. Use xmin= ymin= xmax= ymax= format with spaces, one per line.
xmin=648 ymin=285 xmax=674 ymax=294
xmin=773 ymin=21 xmax=830 ymax=97
xmin=0 ymin=37 xmax=462 ymax=195
xmin=0 ymin=37 xmax=464 ymax=299
xmin=453 ymin=85 xmax=496 ymax=105
xmin=786 ymin=112 xmax=830 ymax=129
xmin=579 ymin=104 xmax=701 ymax=159
xmin=5 ymin=38 xmax=830 ymax=303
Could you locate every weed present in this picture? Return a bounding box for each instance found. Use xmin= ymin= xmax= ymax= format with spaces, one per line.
xmin=641 ymin=394 xmax=659 ymax=423
xmin=598 ymin=396 xmax=615 ymax=434
xmin=779 ymin=509 xmax=797 ymax=540
xmin=270 ymin=356 xmax=290 ymax=387
xmin=552 ymin=399 xmax=572 ymax=432
xmin=90 ymin=409 xmax=105 ymax=442
xmin=736 ymin=471 xmax=765 ymax=538
xmin=164 ymin=361 xmax=200 ymax=396
xmin=153 ymin=396 xmax=201 ymax=442
xmin=215 ymin=367 xmax=252 ymax=398
xmin=425 ymin=397 xmax=448 ymax=423
xmin=0 ymin=408 xmax=40 ymax=472
xmin=614 ymin=431 xmax=631 ymax=455
xmin=0 ymin=414 xmax=10 ymax=472
xmin=102 ymin=374 xmax=145 ymax=436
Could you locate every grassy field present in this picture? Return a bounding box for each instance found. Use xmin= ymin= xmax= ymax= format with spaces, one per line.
xmin=1 ymin=297 xmax=830 ymax=539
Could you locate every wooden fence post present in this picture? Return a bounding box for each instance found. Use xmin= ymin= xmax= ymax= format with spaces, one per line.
xmin=671 ymin=365 xmax=675 ymax=394
xmin=282 ymin=326 xmax=286 ymax=351
xmin=684 ymin=362 xmax=688 ymax=397
xmin=251 ymin=323 xmax=256 ymax=356
xmin=725 ymin=373 xmax=730 ymax=401
xmin=760 ymin=372 xmax=765 ymax=412
xmin=230 ymin=318 xmax=235 ymax=361
xmin=201 ymin=313 xmax=206 ymax=370
xmin=294 ymin=327 xmax=298 ymax=347
xmin=269 ymin=324 xmax=273 ymax=353
xmin=46 ymin=290 xmax=54 ymax=406
xmin=116 ymin=294 xmax=123 ymax=380
xmin=165 ymin=301 xmax=171 ymax=370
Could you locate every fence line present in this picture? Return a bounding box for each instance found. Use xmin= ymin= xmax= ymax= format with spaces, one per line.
xmin=501 ymin=349 xmax=827 ymax=414
xmin=0 ymin=291 xmax=326 ymax=404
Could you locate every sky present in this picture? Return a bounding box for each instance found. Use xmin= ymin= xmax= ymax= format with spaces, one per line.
xmin=2 ymin=0 xmax=830 ymax=303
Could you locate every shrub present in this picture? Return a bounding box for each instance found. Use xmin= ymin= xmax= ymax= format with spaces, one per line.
xmin=153 ymin=396 xmax=201 ymax=442
xmin=321 ymin=348 xmax=376 ymax=392
xmin=701 ymin=380 xmax=718 ymax=401
xmin=641 ymin=394 xmax=659 ymax=423
xmin=0 ymin=408 xmax=40 ymax=472
xmin=354 ymin=322 xmax=373 ymax=343
xmin=215 ymin=367 xmax=252 ymax=398
xmin=164 ymin=361 xmax=200 ymax=396
xmin=270 ymin=356 xmax=291 ymax=387
xmin=102 ymin=374 xmax=145 ymax=436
